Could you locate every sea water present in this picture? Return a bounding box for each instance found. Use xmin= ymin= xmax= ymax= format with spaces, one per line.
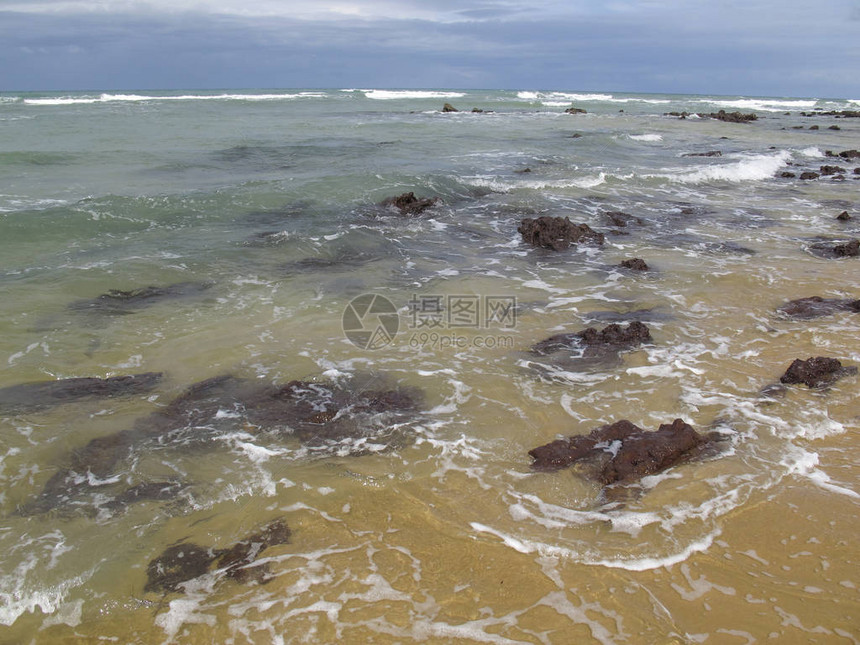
xmin=0 ymin=89 xmax=858 ymax=643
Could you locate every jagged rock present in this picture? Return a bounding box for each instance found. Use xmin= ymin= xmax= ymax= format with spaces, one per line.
xmin=809 ymin=125 xmax=819 ymax=130
xmin=68 ymin=283 xmax=213 ymax=316
xmin=777 ymin=296 xmax=860 ymax=319
xmin=620 ymin=258 xmax=649 ymax=271
xmin=379 ymin=192 xmax=440 ymax=215
xmin=145 ymin=519 xmax=290 ymax=593
xmin=518 ymin=216 xmax=604 ymax=250
xmin=682 ymin=151 xmax=722 ymax=157
xmin=442 ymin=103 xmax=458 ymax=112
xmin=530 ymin=322 xmax=651 ymax=357
xmin=702 ymin=110 xmax=758 ymax=123
xmin=528 ymin=418 xmax=712 ymax=485
xmin=565 ymin=107 xmax=587 ymax=114
xmin=836 ymin=211 xmax=851 ymax=221
xmin=0 ymin=373 xmax=162 ymax=414
xmin=821 ymin=165 xmax=846 ymax=175
xmin=825 ymin=149 xmax=860 ymax=159
xmin=800 ymin=172 xmax=820 ymax=180
xmin=829 ymin=125 xmax=841 ymax=130
xmin=779 ymin=357 xmax=857 ymax=388
xmin=780 ymin=171 xmax=797 ymax=178
xmin=809 ymin=238 xmax=860 ymax=258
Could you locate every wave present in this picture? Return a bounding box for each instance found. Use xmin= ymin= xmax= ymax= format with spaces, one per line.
xmin=698 ymin=98 xmax=818 ymax=113
xmin=652 ymin=151 xmax=791 ymax=184
xmin=22 ymin=92 xmax=326 ymax=106
xmin=465 ymin=172 xmax=606 ymax=192
xmin=362 ymin=90 xmax=466 ymax=100
xmin=629 ymin=134 xmax=663 ymax=142
xmin=517 ymin=91 xmax=671 ymax=105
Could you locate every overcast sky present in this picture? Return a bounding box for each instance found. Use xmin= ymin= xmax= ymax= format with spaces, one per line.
xmin=1 ymin=0 xmax=858 ymax=97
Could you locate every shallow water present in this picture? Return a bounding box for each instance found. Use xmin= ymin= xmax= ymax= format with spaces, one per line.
xmin=0 ymin=89 xmax=858 ymax=643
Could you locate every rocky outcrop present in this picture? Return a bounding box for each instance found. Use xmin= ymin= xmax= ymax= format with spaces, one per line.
xmin=565 ymin=107 xmax=587 ymax=114
xmin=380 ymin=192 xmax=440 ymax=215
xmin=531 ymin=322 xmax=652 ymax=357
xmin=682 ymin=151 xmax=722 ymax=157
xmin=779 ymin=357 xmax=857 ymax=388
xmin=820 ymin=165 xmax=846 ymax=175
xmin=666 ymin=111 xmax=757 ymax=123
xmin=0 ymin=373 xmax=162 ymax=414
xmin=145 ymin=519 xmax=291 ymax=592
xmin=799 ymin=172 xmax=820 ymax=180
xmin=825 ymin=149 xmax=860 ymax=159
xmin=518 ymin=216 xmax=604 ymax=250
xmin=777 ymin=296 xmax=860 ymax=319
xmin=808 ymin=238 xmax=860 ymax=258
xmin=528 ymin=418 xmax=712 ymax=485
xmin=837 ymin=211 xmax=851 ymax=221
xmin=442 ymin=103 xmax=458 ymax=112
xmin=603 ymin=211 xmax=644 ymax=228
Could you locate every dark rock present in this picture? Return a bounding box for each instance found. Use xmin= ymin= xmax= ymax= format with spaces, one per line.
xmin=809 ymin=238 xmax=860 ymax=258
xmin=802 ymin=111 xmax=860 ymax=118
xmin=682 ymin=151 xmax=722 ymax=157
xmin=565 ymin=107 xmax=587 ymax=114
xmin=515 ymin=168 xmax=532 ymax=174
xmin=777 ymin=296 xmax=860 ymax=319
xmin=799 ymin=172 xmax=820 ymax=180
xmin=855 ymin=168 xmax=860 ymax=175
xmin=702 ymin=110 xmax=758 ymax=123
xmin=603 ymin=211 xmax=643 ymax=228
xmin=829 ymin=125 xmax=841 ymax=131
xmin=442 ymin=103 xmax=458 ymax=112
xmin=821 ymin=165 xmax=847 ymax=175
xmin=779 ymin=357 xmax=857 ymax=388
xmin=518 ymin=216 xmax=604 ymax=250
xmin=620 ymin=258 xmax=649 ymax=271
xmin=69 ymin=282 xmax=213 ymax=316
xmin=528 ymin=418 xmax=710 ymax=485
xmin=569 ymin=133 xmax=583 ymax=138
xmin=531 ymin=322 xmax=652 ymax=357
xmin=0 ymin=372 xmax=162 ymax=414
xmin=809 ymin=125 xmax=819 ymax=131
xmin=780 ymin=171 xmax=796 ymax=178
xmin=834 ymin=239 xmax=860 ymax=257
xmin=379 ymin=192 xmax=440 ymax=215
xmin=837 ymin=211 xmax=851 ymax=221
xmin=837 ymin=150 xmax=860 ymax=159
xmin=665 ymin=111 xmax=690 ymax=119
xmin=145 ymin=519 xmax=290 ymax=593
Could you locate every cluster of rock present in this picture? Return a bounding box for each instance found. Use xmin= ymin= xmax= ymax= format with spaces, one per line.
xmin=665 ymin=110 xmax=758 ymax=123
xmin=800 ymin=110 xmax=860 ymax=118
xmin=380 ymin=191 xmax=440 ymax=215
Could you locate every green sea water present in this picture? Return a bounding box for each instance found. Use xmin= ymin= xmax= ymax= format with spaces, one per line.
xmin=0 ymin=89 xmax=858 ymax=643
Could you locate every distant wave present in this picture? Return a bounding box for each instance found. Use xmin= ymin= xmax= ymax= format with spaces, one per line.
xmin=629 ymin=134 xmax=663 ymax=142
xmin=517 ymin=91 xmax=671 ymax=105
xmin=22 ymin=92 xmax=326 ymax=106
xmin=698 ymin=98 xmax=818 ymax=112
xmin=362 ymin=90 xmax=466 ymax=100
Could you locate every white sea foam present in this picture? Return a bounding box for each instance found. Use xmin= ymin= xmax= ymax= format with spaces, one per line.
xmin=629 ymin=134 xmax=663 ymax=142
xmin=363 ymin=90 xmax=465 ymax=100
xmin=465 ymin=172 xmax=606 ymax=192
xmin=653 ymin=151 xmax=791 ymax=184
xmin=517 ymin=91 xmax=670 ymax=105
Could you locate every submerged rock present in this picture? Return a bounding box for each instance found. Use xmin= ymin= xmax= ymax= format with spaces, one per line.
xmin=799 ymin=172 xmax=820 ymax=180
xmin=68 ymin=282 xmax=213 ymax=316
xmin=518 ymin=216 xmax=604 ymax=250
xmin=145 ymin=519 xmax=291 ymax=593
xmin=779 ymin=357 xmax=857 ymax=388
xmin=0 ymin=372 xmax=162 ymax=414
xmin=20 ymin=373 xmax=423 ymax=515
xmin=565 ymin=107 xmax=587 ymax=115
xmin=820 ymin=165 xmax=847 ymax=176
xmin=379 ymin=192 xmax=440 ymax=215
xmin=441 ymin=103 xmax=458 ymax=113
xmin=825 ymin=149 xmax=860 ymax=159
xmin=836 ymin=211 xmax=851 ymax=221
xmin=528 ymin=418 xmax=712 ymax=485
xmin=682 ymin=151 xmax=722 ymax=157
xmin=776 ymin=296 xmax=860 ymax=319
xmin=702 ymin=110 xmax=758 ymax=123
xmin=602 ymin=211 xmax=644 ymax=228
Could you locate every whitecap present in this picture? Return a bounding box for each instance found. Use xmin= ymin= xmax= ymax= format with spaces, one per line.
xmin=363 ymin=90 xmax=465 ymax=100
xmin=652 ymin=151 xmax=791 ymax=184
xmin=629 ymin=134 xmax=663 ymax=142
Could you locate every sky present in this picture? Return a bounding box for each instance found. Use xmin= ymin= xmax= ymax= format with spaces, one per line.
xmin=1 ymin=0 xmax=858 ymax=97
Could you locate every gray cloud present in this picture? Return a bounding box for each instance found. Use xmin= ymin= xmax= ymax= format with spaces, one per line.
xmin=1 ymin=0 xmax=858 ymax=96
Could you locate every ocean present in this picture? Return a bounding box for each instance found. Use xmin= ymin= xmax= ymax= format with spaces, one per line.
xmin=0 ymin=88 xmax=858 ymax=643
